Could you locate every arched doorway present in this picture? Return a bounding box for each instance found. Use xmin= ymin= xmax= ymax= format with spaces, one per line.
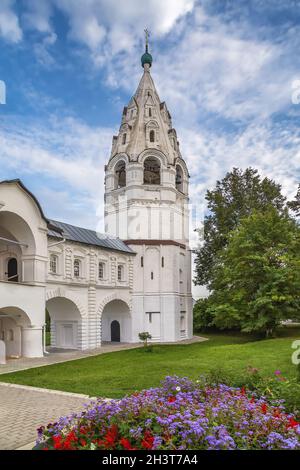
xmin=111 ymin=320 xmax=120 ymax=342
xmin=101 ymin=299 xmax=131 ymax=343
xmin=7 ymin=258 xmax=18 ymax=282
xmin=0 ymin=307 xmax=33 ymax=358
xmin=46 ymin=297 xmax=82 ymax=350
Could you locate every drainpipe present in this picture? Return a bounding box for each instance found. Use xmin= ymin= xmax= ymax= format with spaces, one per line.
xmin=0 ymin=237 xmax=28 ymax=248
xmin=43 ymin=324 xmax=49 ymax=355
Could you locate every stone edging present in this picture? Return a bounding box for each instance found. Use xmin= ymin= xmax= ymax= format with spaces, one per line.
xmin=0 ymin=381 xmax=91 ymax=399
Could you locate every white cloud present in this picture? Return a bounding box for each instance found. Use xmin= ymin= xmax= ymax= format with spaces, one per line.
xmin=0 ymin=115 xmax=114 ymax=229
xmin=0 ymin=0 xmax=22 ymax=43
xmin=22 ymin=0 xmax=195 ymax=54
xmin=22 ymin=0 xmax=53 ymax=34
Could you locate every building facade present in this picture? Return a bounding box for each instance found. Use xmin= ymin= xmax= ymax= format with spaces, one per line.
xmin=0 ymin=43 xmax=192 ymax=361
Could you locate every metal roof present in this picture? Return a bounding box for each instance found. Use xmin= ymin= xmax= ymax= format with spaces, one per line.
xmin=48 ymin=219 xmax=135 ymax=254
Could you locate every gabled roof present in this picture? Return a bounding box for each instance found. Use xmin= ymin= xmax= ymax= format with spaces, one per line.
xmin=0 ymin=178 xmax=50 ymax=224
xmin=48 ymin=219 xmax=135 ymax=254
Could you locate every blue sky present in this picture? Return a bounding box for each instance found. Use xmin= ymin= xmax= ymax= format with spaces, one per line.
xmin=0 ymin=0 xmax=300 ymax=238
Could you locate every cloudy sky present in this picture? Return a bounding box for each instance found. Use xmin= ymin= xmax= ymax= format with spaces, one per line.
xmin=0 ymin=0 xmax=300 ymax=295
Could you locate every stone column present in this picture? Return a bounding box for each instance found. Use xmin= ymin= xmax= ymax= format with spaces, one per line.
xmin=21 ymin=326 xmax=44 ymax=357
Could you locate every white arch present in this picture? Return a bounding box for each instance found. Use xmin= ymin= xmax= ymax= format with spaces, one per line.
xmin=46 ymin=288 xmax=87 ymax=318
xmin=107 ymin=153 xmax=130 ymax=171
xmin=138 ymin=149 xmax=168 ymax=167
xmin=96 ymin=292 xmax=131 ymax=319
xmin=174 ymin=158 xmax=189 ymax=178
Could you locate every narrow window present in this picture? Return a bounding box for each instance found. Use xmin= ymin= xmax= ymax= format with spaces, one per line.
xmin=151 ymin=271 xmax=154 ymax=280
xmin=99 ymin=262 xmax=104 ymax=280
xmin=50 ymin=254 xmax=58 ymax=274
xmin=122 ymin=133 xmax=127 ymax=145
xmin=149 ymin=108 xmax=152 ymax=117
xmin=115 ymin=160 xmax=126 ymax=188
xmin=118 ymin=265 xmax=123 ymax=281
xmin=176 ymin=165 xmax=184 ymax=192
xmin=74 ymin=259 xmax=80 ymax=278
xmin=161 ymin=256 xmax=164 ymax=268
xmin=131 ymin=110 xmax=134 ymax=119
xmin=141 ymin=256 xmax=144 ymax=267
xmin=149 ymin=130 xmax=155 ymax=143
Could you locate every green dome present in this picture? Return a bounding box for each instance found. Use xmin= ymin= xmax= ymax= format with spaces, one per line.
xmin=141 ymin=51 xmax=153 ymax=68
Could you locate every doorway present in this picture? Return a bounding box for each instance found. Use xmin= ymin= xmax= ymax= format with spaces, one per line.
xmin=111 ymin=320 xmax=120 ymax=342
xmin=7 ymin=258 xmax=18 ymax=282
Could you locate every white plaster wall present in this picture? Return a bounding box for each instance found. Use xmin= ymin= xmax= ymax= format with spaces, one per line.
xmin=101 ymin=300 xmax=131 ymax=342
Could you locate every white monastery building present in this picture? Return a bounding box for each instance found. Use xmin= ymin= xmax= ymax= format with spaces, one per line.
xmin=0 ymin=41 xmax=193 ymax=360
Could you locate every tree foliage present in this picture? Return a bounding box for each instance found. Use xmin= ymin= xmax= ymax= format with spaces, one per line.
xmin=288 ymin=184 xmax=300 ymax=217
xmin=208 ymin=209 xmax=300 ymax=337
xmin=194 ymin=168 xmax=286 ymax=287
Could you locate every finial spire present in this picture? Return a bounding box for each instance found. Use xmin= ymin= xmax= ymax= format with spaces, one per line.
xmin=141 ymin=28 xmax=153 ymax=69
xmin=144 ymin=28 xmax=150 ymax=53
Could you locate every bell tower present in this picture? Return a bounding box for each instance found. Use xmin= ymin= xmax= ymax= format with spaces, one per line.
xmin=104 ymin=33 xmax=193 ymax=342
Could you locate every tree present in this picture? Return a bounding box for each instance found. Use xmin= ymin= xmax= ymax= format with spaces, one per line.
xmin=138 ymin=331 xmax=152 ymax=348
xmin=194 ymin=168 xmax=286 ymax=287
xmin=288 ymin=184 xmax=300 ymax=217
xmin=193 ymin=298 xmax=214 ymax=331
xmin=208 ymin=208 xmax=300 ymax=337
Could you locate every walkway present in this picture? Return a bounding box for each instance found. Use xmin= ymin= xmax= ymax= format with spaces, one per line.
xmin=0 ymin=382 xmax=92 ymax=450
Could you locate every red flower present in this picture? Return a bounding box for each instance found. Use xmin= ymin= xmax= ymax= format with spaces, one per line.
xmin=250 ymin=396 xmax=255 ymax=404
xmin=241 ymin=386 xmax=246 ymax=396
xmin=104 ymin=424 xmax=118 ymax=448
xmin=261 ymin=403 xmax=268 ymax=414
xmin=42 ymin=447 xmax=49 ymax=451
xmin=80 ymin=438 xmax=87 ymax=447
xmin=53 ymin=435 xmax=63 ymax=450
xmin=65 ymin=431 xmax=77 ymax=443
xmin=287 ymin=417 xmax=299 ymax=429
xmin=141 ymin=431 xmax=154 ymax=450
xmin=168 ymin=396 xmax=176 ymax=403
xmin=120 ymin=438 xmax=136 ymax=450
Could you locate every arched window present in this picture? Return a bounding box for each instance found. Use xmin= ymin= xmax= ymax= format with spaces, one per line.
xmin=176 ymin=165 xmax=184 ymax=192
xmin=144 ymin=157 xmax=161 ymax=185
xmin=74 ymin=259 xmax=81 ymax=278
xmin=115 ymin=160 xmax=126 ymax=189
xmin=122 ymin=133 xmax=127 ymax=145
xmin=149 ymin=130 xmax=155 ymax=143
xmin=117 ymin=264 xmax=124 ymax=281
xmin=98 ymin=262 xmax=105 ymax=280
xmin=50 ymin=254 xmax=58 ymax=274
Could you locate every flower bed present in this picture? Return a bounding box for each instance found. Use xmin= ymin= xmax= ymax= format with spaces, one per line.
xmin=35 ymin=376 xmax=300 ymax=450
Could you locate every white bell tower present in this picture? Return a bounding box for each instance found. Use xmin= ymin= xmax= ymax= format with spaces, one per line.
xmin=104 ymin=33 xmax=193 ymax=342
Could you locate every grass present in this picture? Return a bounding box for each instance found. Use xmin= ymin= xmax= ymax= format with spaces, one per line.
xmin=1 ymin=327 xmax=299 ymax=398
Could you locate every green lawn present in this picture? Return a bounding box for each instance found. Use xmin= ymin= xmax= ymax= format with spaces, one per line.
xmin=1 ymin=327 xmax=299 ymax=398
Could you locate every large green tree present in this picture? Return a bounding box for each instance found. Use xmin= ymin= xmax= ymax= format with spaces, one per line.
xmin=288 ymin=184 xmax=300 ymax=217
xmin=194 ymin=168 xmax=286 ymax=287
xmin=208 ymin=208 xmax=300 ymax=337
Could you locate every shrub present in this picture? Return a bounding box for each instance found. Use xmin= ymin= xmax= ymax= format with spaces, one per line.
xmin=34 ymin=376 xmax=300 ymax=450
xmin=138 ymin=332 xmax=152 ymax=350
